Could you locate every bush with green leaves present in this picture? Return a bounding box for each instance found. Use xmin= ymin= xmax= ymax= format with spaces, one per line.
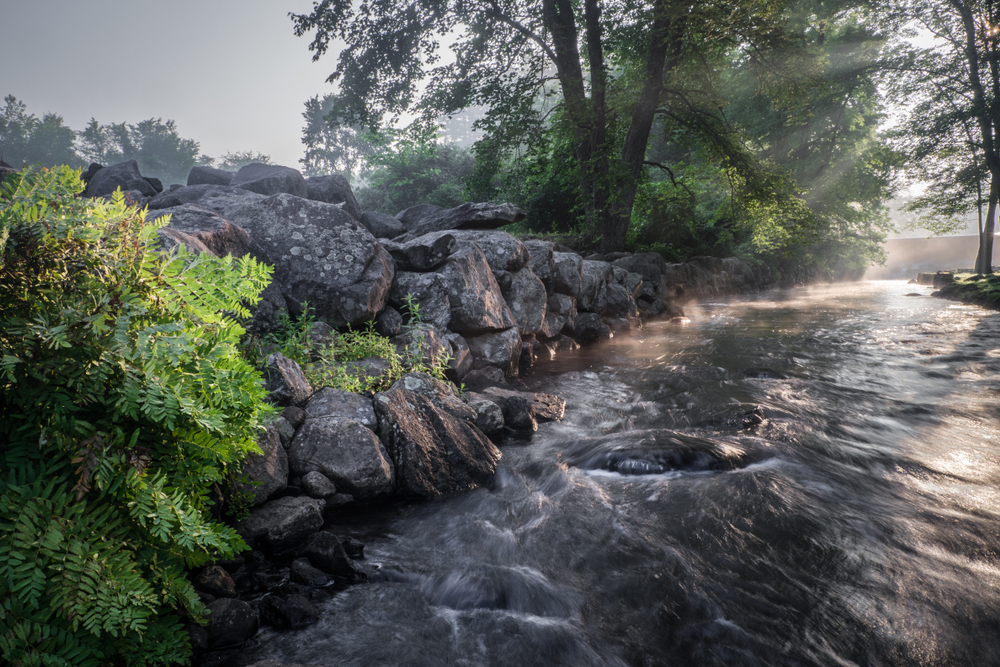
xmin=0 ymin=166 xmax=273 ymax=666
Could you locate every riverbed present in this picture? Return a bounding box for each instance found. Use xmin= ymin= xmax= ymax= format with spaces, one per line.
xmin=239 ymin=281 xmax=1000 ymax=666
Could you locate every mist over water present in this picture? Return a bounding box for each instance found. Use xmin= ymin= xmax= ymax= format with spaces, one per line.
xmin=240 ymin=281 xmax=1000 ymax=666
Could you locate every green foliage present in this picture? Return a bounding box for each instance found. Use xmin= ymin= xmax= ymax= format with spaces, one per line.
xmin=211 ymin=151 xmax=272 ymax=173
xmin=300 ymin=94 xmax=378 ymax=180
xmin=77 ymin=117 xmax=200 ymax=185
xmin=0 ymin=95 xmax=83 ymax=169
xmin=0 ymin=166 xmax=274 ymax=666
xmin=936 ymin=273 xmax=1000 ymax=308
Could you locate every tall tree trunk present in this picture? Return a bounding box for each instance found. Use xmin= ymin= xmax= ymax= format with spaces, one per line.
xmin=976 ymin=177 xmax=997 ymax=274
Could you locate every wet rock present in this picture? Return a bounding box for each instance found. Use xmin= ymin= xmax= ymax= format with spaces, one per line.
xmin=375 ymin=305 xmax=403 ymax=336
xmin=231 ymin=163 xmax=307 ymax=198
xmin=236 ymin=496 xmax=326 ymax=549
xmin=390 ymin=271 xmax=452 ymax=329
xmin=403 ymin=202 xmax=526 ymax=238
xmin=539 ymin=293 xmax=577 ymax=339
xmin=552 ymin=252 xmax=584 ymax=299
xmin=287 ymin=417 xmax=394 ymax=499
xmin=518 ymin=337 xmax=543 ymax=374
xmin=233 ymin=423 xmax=288 ymax=506
xmin=501 ymin=268 xmax=547 ymax=335
xmin=341 ymin=537 xmax=365 ymax=559
xmin=187 ymin=166 xmax=235 ymax=186
xmin=228 ymin=194 xmax=394 ymax=328
xmin=361 ymin=210 xmax=405 ymax=239
xmin=258 ymin=593 xmax=320 ymax=630
xmin=740 ymin=406 xmax=767 ymax=430
xmin=742 ymin=367 xmax=788 ymax=380
xmin=435 ymin=245 xmax=515 ymax=334
xmin=523 ymin=240 xmax=555 ymax=287
xmin=465 ymin=327 xmax=522 ymax=376
xmin=85 ymin=159 xmax=157 ymax=198
xmin=396 ymin=203 xmax=444 ymax=229
xmin=206 ymin=598 xmax=258 ymax=648
xmin=305 ymin=174 xmax=361 ymax=220
xmin=570 ymin=312 xmax=609 ymax=344
xmin=304 ymin=388 xmax=377 ymax=431
xmin=290 ymin=558 xmax=330 ymax=587
xmin=480 ymin=386 xmax=566 ymax=431
xmin=463 ymin=394 xmax=505 ymax=435
xmin=300 ymin=531 xmax=356 ymax=577
xmin=382 ymin=233 xmax=457 ymax=271
xmin=579 ymin=260 xmax=614 ymax=313
xmin=263 ymin=353 xmax=312 ymax=408
xmin=374 ymin=376 xmax=502 ymax=498
xmin=194 ymin=565 xmax=237 ymax=599
xmin=542 ymin=334 xmax=580 ymax=356
xmin=301 ymin=471 xmax=338 ymax=498
xmin=461 ymin=367 xmax=508 ymax=393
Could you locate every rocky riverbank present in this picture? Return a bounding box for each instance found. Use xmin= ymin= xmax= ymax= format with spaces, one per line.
xmin=78 ymin=158 xmax=777 ymax=667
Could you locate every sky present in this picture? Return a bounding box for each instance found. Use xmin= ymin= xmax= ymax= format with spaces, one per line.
xmin=1 ymin=0 xmax=339 ymax=168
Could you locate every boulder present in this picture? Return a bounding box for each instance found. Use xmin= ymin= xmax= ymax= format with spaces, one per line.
xmin=85 ymin=160 xmax=157 ymax=198
xmin=146 ymin=184 xmax=266 ymax=216
xmin=194 ymin=566 xmax=237 ymax=599
xmin=304 ymin=387 xmax=377 ymax=430
xmin=613 ymin=253 xmax=665 ymax=301
xmin=305 ymin=174 xmax=361 ymax=220
xmin=81 ymin=162 xmax=103 ymax=186
xmin=390 ymin=272 xmax=452 ymax=329
xmin=282 ymin=406 xmax=307 ymax=429
xmin=290 ymin=558 xmax=330 ymax=587
xmin=144 ymin=177 xmax=164 ymax=194
xmin=272 ymin=417 xmax=296 ymax=447
xmin=461 ymin=367 xmax=508 ymax=393
xmin=299 ymin=531 xmax=355 ymax=577
xmin=375 ymin=305 xmax=403 ymax=337
xmin=235 ymin=496 xmax=326 ymax=549
xmin=500 ymin=268 xmax=547 ymax=335
xmin=245 ymin=281 xmax=289 ymax=336
xmin=148 ymin=205 xmax=251 ymax=258
xmin=404 ymin=202 xmax=526 ymax=238
xmin=464 ymin=394 xmax=505 ymax=435
xmin=570 ymin=312 xmax=610 ymax=344
xmin=231 ymin=163 xmax=307 ymax=197
xmin=206 ymin=598 xmax=258 ymax=648
xmin=263 ymin=353 xmax=312 ymax=408
xmin=543 ymin=334 xmax=579 ymax=355
xmin=519 ymin=336 xmax=543 ymax=374
xmin=187 ymin=166 xmax=235 ymax=186
xmin=435 ymin=245 xmax=515 ymax=334
xmin=603 ymin=282 xmax=639 ymax=319
xmin=392 ymin=324 xmax=448 ymax=366
xmin=388 ymin=373 xmax=477 ymax=423
xmin=258 ymin=594 xmax=319 ymax=630
xmin=523 ymin=240 xmax=555 ymax=287
xmin=538 ymin=293 xmax=577 ymax=339
xmin=361 ymin=210 xmax=405 ymax=239
xmin=382 ymin=233 xmax=456 ymax=271
xmin=233 ymin=424 xmax=288 ymax=506
xmin=579 ymin=260 xmax=614 ymax=313
xmin=443 ymin=332 xmax=473 ymax=381
xmin=301 ymin=471 xmax=338 ymax=498
xmin=396 ymin=203 xmax=444 ymax=229
xmin=374 ymin=377 xmax=502 ymax=497
xmin=480 ymin=386 xmax=566 ymax=427
xmin=465 ymin=327 xmax=522 ymax=376
xmin=228 ymin=194 xmax=394 ymax=327
xmin=552 ymin=252 xmax=584 ymax=299
xmin=287 ymin=417 xmax=394 ymax=498
xmin=414 ymin=230 xmax=529 ymax=273
xmin=625 ymin=271 xmax=643 ymax=299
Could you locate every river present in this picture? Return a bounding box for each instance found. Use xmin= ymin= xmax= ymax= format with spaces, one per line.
xmin=239 ymin=281 xmax=1000 ymax=666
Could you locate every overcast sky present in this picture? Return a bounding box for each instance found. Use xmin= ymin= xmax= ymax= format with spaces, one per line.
xmin=1 ymin=0 xmax=338 ymax=167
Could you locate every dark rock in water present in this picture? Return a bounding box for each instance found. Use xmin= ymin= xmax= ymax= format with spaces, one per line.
xmin=229 ymin=194 xmax=394 ymax=328
xmin=187 ymin=165 xmax=235 ymax=186
xmin=374 ymin=375 xmax=502 ymax=497
xmin=461 ymin=367 xmax=508 ymax=393
xmin=435 ymin=244 xmax=516 ymax=334
xmin=465 ymin=327 xmax=522 ymax=376
xmin=194 ymin=565 xmax=237 ymax=599
xmin=518 ymin=337 xmax=543 ymax=375
xmin=361 ymin=210 xmax=405 ymax=239
xmin=290 ymin=558 xmax=331 ymax=586
xmin=263 ymin=353 xmax=312 ymax=407
xmin=232 ymin=423 xmax=288 ymax=506
xmin=301 ymin=471 xmax=338 ymax=498
xmin=464 ymin=393 xmax=505 ymax=435
xmin=149 ymin=204 xmax=251 ymax=258
xmin=258 ymin=593 xmax=320 ymax=630
xmin=305 ymin=174 xmax=361 ymax=220
xmin=390 ymin=271 xmax=452 ymax=329
xmin=231 ymin=163 xmax=307 ymax=198
xmin=299 ymin=531 xmax=356 ymax=577
xmin=341 ymin=536 xmax=365 ymax=559
xmin=206 ymin=598 xmax=258 ymax=648
xmin=904 ymin=292 xmax=923 ymax=297
xmin=739 ymin=406 xmax=766 ymax=430
xmin=86 ymin=159 xmax=157 ymax=198
xmin=543 ymin=334 xmax=579 ymax=356
xmin=570 ymin=312 xmax=609 ymax=344
xmin=375 ymin=305 xmax=403 ymax=337
xmin=383 ymin=233 xmax=457 ymax=271
xmin=304 ymin=387 xmax=377 ymax=431
xmin=481 ymin=386 xmax=566 ymax=431
xmin=236 ymin=496 xmax=326 ymax=549
xmin=562 ymin=429 xmax=752 ymax=475
xmin=742 ymin=367 xmax=788 ymax=380
xmin=287 ymin=417 xmax=394 ymax=499
xmin=404 ymin=202 xmax=526 ymax=237
xmin=396 ymin=203 xmax=444 ymax=229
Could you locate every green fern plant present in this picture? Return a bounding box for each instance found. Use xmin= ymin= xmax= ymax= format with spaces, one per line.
xmin=0 ymin=166 xmax=274 ymax=666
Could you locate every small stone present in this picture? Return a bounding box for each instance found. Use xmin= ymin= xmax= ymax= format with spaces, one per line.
xmin=194 ymin=565 xmax=237 ymax=599
xmin=301 ymin=471 xmax=338 ymax=498
xmin=290 ymin=558 xmax=330 ymax=587
xmin=300 ymin=531 xmax=356 ymax=577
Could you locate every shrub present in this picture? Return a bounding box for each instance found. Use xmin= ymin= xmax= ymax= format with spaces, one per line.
xmin=0 ymin=166 xmax=273 ymax=666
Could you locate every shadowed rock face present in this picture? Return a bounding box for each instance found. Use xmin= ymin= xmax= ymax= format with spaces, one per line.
xmin=231 ymin=163 xmax=308 ymax=198
xmin=401 ymin=202 xmax=526 ymax=238
xmin=306 ymin=174 xmax=361 ymax=220
xmin=148 ymin=204 xmax=251 ymax=258
xmin=227 ymin=193 xmax=394 ymax=327
xmin=86 ymin=160 xmax=157 ymax=198
xmin=434 ymin=245 xmax=515 ymax=334
xmin=146 ymin=184 xmax=266 ymax=216
xmin=187 ymin=166 xmax=235 ymax=186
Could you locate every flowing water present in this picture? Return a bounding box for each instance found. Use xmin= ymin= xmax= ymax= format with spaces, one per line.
xmin=240 ymin=281 xmax=1000 ymax=666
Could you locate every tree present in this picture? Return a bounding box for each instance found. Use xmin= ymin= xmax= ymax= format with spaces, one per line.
xmin=0 ymin=95 xmax=82 ymax=168
xmin=214 ymin=150 xmax=272 ymax=172
xmin=291 ymin=0 xmax=789 ymax=252
xmin=880 ymin=0 xmax=1000 ymax=273
xmin=300 ymin=94 xmax=377 ymax=179
xmin=78 ymin=117 xmax=200 ymax=185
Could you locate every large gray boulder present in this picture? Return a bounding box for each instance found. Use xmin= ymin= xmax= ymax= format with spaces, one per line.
xmin=86 ymin=160 xmax=157 ymax=198
xmin=231 ymin=163 xmax=308 ymax=198
xmin=245 ymin=281 xmax=289 ymax=335
xmin=187 ymin=166 xmax=235 ymax=186
xmin=233 ymin=424 xmax=288 ymax=506
xmin=227 ymin=194 xmax=394 ymax=327
xmin=396 ymin=203 xmax=444 ymax=229
xmin=305 ymin=174 xmax=361 ymax=220
xmin=360 ymin=211 xmax=405 ymax=239
xmin=381 ymin=233 xmax=456 ymax=271
xmin=403 ymin=202 xmax=526 ymax=238
xmin=523 ymin=240 xmax=555 ymax=287
xmin=389 ymin=271 xmax=452 ymax=330
xmin=480 ymin=386 xmax=566 ymax=432
xmin=552 ymin=252 xmax=584 ymax=299
xmin=443 ymin=332 xmax=473 ymax=381
xmin=579 ymin=260 xmax=614 ymax=313
xmin=414 ymin=230 xmax=529 ymax=273
xmin=373 ymin=375 xmax=501 ymax=498
xmin=148 ymin=205 xmax=251 ymax=258
xmin=304 ymin=387 xmax=377 ymax=430
xmin=500 ymin=268 xmax=547 ymax=335
xmin=603 ymin=282 xmax=639 ymax=319
xmin=538 ymin=293 xmax=577 ymax=339
xmin=465 ymin=327 xmax=522 ymax=376
xmin=392 ymin=324 xmax=448 ymax=367
xmin=236 ymin=496 xmax=326 ymax=548
xmin=612 ymin=253 xmax=666 ymax=301
xmin=263 ymin=353 xmax=312 ymax=407
xmin=387 ymin=373 xmax=477 ymax=423
xmin=146 ymin=184 xmax=266 ymax=216
xmin=435 ymin=245 xmax=515 ymax=334
xmin=287 ymin=417 xmax=394 ymax=499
